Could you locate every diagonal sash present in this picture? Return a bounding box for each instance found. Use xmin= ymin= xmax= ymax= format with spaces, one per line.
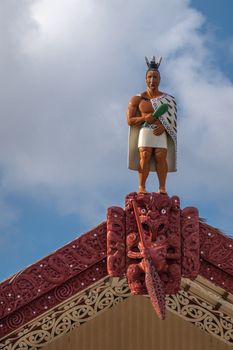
xmin=151 ymin=94 xmax=177 ymax=149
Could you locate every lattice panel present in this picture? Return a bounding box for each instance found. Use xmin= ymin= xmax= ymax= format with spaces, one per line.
xmin=1 ymin=277 xmax=233 ymax=349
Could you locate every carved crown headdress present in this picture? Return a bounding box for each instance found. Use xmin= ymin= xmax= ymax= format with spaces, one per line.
xmin=145 ymin=56 xmax=162 ymax=70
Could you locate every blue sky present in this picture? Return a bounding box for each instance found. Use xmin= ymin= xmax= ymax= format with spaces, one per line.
xmin=0 ymin=0 xmax=233 ymax=281
xmin=191 ymin=0 xmax=233 ymax=76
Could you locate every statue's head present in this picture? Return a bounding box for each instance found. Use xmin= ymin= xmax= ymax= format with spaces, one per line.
xmin=145 ymin=56 xmax=162 ymax=88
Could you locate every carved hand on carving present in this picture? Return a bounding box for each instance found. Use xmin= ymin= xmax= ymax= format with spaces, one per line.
xmin=141 ymin=247 xmax=150 ymax=259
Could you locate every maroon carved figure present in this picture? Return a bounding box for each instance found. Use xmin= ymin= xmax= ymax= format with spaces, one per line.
xmin=107 ymin=192 xmax=200 ymax=318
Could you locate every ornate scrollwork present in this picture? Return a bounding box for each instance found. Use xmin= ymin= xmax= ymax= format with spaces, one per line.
xmin=1 ymin=193 xmax=233 ymax=349
xmin=199 ymin=222 xmax=233 ymax=294
xmin=1 ymin=277 xmax=232 ymax=349
xmin=199 ymin=222 xmax=233 ymax=277
xmin=107 ymin=207 xmax=126 ymax=276
xmin=0 ymin=277 xmax=130 ymax=350
xmin=0 ymin=223 xmax=107 ymax=339
xmin=166 ymin=289 xmax=233 ymax=345
xmin=0 ymin=222 xmax=107 ymax=324
xmin=181 ymin=207 xmax=199 ymax=278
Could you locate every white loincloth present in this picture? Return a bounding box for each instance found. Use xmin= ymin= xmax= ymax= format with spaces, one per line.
xmin=138 ymin=127 xmax=167 ymax=148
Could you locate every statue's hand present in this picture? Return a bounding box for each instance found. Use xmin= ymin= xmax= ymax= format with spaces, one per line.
xmin=141 ymin=247 xmax=150 ymax=259
xmin=144 ymin=113 xmax=155 ymax=124
xmin=153 ymin=120 xmax=165 ymax=135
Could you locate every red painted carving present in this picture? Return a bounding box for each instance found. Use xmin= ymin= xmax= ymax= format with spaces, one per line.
xmin=107 ymin=206 xmax=126 ymax=276
xmin=199 ymin=222 xmax=233 ymax=276
xmin=199 ymin=221 xmax=233 ymax=294
xmin=181 ymin=207 xmax=199 ymax=279
xmin=0 ymin=261 xmax=107 ymax=339
xmin=1 ymin=193 xmax=233 ymax=338
xmin=199 ymin=260 xmax=233 ymax=294
xmin=131 ymin=199 xmax=166 ymax=319
xmin=0 ymin=223 xmax=107 ymax=339
xmin=125 ymin=192 xmax=182 ymax=295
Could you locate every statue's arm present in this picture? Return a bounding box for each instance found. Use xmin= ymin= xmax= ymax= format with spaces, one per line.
xmin=126 ymin=96 xmax=145 ymax=126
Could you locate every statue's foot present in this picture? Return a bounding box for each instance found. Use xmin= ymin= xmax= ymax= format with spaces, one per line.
xmin=157 ymin=189 xmax=168 ymax=195
xmin=138 ymin=186 xmax=147 ymax=193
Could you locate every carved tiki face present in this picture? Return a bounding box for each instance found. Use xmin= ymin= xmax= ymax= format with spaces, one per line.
xmin=125 ymin=192 xmax=181 ymax=295
xmin=107 ymin=192 xmax=199 ymax=295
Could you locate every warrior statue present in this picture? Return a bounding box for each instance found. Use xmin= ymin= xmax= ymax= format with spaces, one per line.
xmin=127 ymin=56 xmax=177 ymax=194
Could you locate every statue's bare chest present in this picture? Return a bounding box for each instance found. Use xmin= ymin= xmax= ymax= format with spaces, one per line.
xmin=139 ymin=99 xmax=154 ymax=114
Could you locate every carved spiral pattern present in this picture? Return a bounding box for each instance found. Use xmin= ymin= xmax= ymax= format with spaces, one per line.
xmin=200 ymin=222 xmax=233 ymax=278
xmin=199 ymin=220 xmax=233 ymax=294
xmin=166 ymin=289 xmax=233 ymax=345
xmin=0 ymin=277 xmax=131 ymax=350
xmin=0 ymin=193 xmax=233 ymax=344
xmin=0 ymin=222 xmax=107 ymax=323
xmin=1 ymin=278 xmax=233 ymax=349
xmin=0 ymin=223 xmax=107 ymax=339
xmin=54 ymin=284 xmax=74 ymax=302
xmin=199 ymin=260 xmax=233 ymax=295
xmin=5 ymin=312 xmax=24 ymax=329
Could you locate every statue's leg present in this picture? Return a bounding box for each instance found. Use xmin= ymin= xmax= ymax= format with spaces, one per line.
xmin=138 ymin=147 xmax=152 ymax=193
xmin=155 ymin=148 xmax=168 ymax=193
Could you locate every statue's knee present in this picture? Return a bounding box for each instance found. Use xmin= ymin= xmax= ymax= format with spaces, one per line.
xmin=140 ymin=149 xmax=151 ymax=161
xmin=155 ymin=149 xmax=167 ymax=161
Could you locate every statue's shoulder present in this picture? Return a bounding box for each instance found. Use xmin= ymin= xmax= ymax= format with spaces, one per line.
xmin=129 ymin=93 xmax=143 ymax=106
xmin=130 ymin=91 xmax=149 ymax=103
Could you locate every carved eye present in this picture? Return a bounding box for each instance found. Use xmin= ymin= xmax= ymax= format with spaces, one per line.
xmin=157 ymin=234 xmax=165 ymax=242
xmin=141 ymin=208 xmax=146 ymax=214
xmin=161 ymin=209 xmax=166 ymax=215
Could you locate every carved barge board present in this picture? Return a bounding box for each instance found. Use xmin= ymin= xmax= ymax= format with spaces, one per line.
xmin=0 ymin=193 xmax=232 ymax=347
xmin=0 ymin=277 xmax=233 ymax=349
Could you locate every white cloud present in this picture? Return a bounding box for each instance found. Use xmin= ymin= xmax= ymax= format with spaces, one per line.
xmin=0 ymin=0 xmax=233 ymax=233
